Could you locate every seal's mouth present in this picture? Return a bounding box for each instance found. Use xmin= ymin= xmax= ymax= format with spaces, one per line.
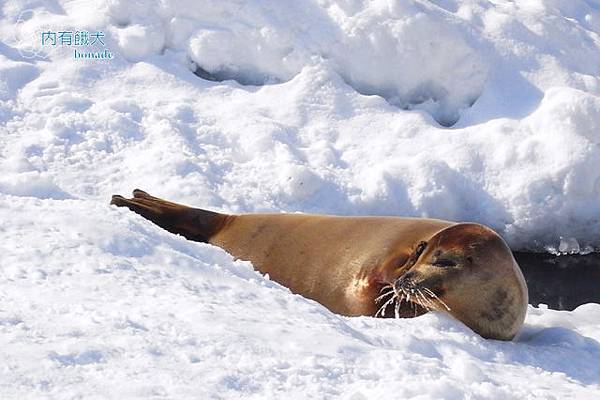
xmin=375 ymin=275 xmax=451 ymax=318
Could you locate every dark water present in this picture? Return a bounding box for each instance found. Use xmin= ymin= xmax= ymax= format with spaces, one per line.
xmin=514 ymin=252 xmax=600 ymax=310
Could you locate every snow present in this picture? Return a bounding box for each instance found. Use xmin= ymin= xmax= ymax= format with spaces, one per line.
xmin=2 ymin=0 xmax=600 ymax=250
xmin=1 ymin=0 xmax=600 ymax=398
xmin=2 ymin=198 xmax=600 ymax=399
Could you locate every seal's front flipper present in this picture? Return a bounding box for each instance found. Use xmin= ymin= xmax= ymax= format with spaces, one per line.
xmin=110 ymin=189 xmax=229 ymax=243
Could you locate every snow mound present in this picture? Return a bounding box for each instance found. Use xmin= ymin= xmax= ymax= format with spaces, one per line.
xmin=107 ymin=0 xmax=488 ymax=126
xmin=2 ymin=0 xmax=600 ymax=250
xmin=1 ymin=196 xmax=599 ymax=398
xmin=183 ymin=1 xmax=487 ymax=127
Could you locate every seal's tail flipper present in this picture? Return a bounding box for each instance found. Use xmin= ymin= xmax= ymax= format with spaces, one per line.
xmin=110 ymin=189 xmax=229 ymax=243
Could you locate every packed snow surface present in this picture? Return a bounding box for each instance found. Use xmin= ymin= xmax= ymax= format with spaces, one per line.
xmin=2 ymin=0 xmax=600 ymax=398
xmin=2 ymin=198 xmax=600 ymax=399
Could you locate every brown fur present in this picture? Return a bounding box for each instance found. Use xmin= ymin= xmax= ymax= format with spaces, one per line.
xmin=111 ymin=189 xmax=528 ymax=340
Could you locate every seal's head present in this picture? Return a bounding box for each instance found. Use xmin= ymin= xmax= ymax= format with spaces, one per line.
xmin=395 ymin=223 xmax=528 ymax=340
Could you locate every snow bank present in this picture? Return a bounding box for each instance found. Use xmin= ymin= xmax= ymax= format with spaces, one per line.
xmin=2 ymin=0 xmax=600 ymax=251
xmin=1 ymin=196 xmax=599 ymax=398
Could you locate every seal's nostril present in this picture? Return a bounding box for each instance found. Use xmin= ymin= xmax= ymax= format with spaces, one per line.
xmin=394 ymin=271 xmax=416 ymax=291
xmin=403 ymin=271 xmax=415 ymax=280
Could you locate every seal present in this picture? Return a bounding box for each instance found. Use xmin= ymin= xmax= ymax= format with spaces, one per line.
xmin=110 ymin=189 xmax=528 ymax=340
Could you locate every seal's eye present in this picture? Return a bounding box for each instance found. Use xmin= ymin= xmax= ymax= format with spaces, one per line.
xmin=414 ymin=241 xmax=427 ymax=258
xmin=433 ymin=259 xmax=457 ymax=268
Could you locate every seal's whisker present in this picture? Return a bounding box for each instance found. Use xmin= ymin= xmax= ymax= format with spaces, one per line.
xmin=375 ymin=291 xmax=393 ymax=303
xmin=393 ymin=288 xmax=409 ymax=319
xmin=421 ymin=287 xmax=439 ymax=302
xmin=386 ymin=294 xmax=397 ymax=315
xmin=417 ymin=288 xmax=435 ymax=308
xmin=394 ymin=296 xmax=401 ymax=319
xmin=397 ymin=289 xmax=406 ymax=307
xmin=415 ymin=290 xmax=434 ymax=312
xmin=421 ymin=287 xmax=451 ymax=311
xmin=413 ymin=290 xmax=427 ymax=311
xmin=375 ymin=293 xmax=397 ymax=317
xmin=375 ymin=304 xmax=385 ymax=317
xmin=423 ymin=295 xmax=437 ymax=311
xmin=392 ymin=290 xmax=403 ymax=317
xmin=375 ymin=289 xmax=395 ymax=304
xmin=379 ymin=284 xmax=393 ymax=293
xmin=412 ymin=296 xmax=418 ymax=317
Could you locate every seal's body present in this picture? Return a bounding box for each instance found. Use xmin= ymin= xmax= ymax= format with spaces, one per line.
xmin=211 ymin=213 xmax=451 ymax=317
xmin=111 ymin=190 xmax=528 ymax=340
